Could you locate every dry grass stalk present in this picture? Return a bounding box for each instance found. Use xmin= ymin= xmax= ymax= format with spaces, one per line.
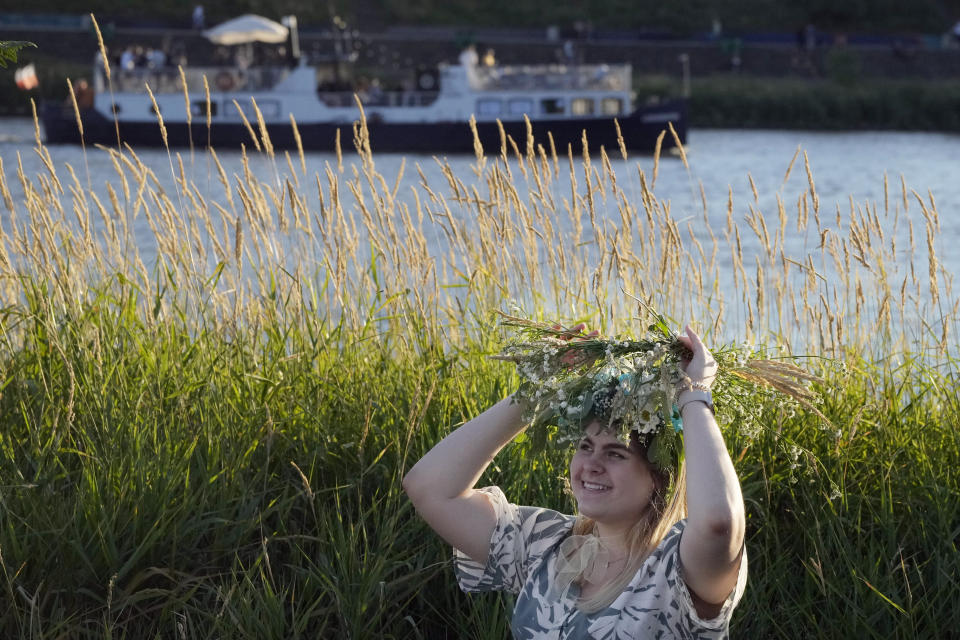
xmin=145 ymin=85 xmax=168 ymax=148
xmin=202 ymin=75 xmax=212 ymax=140
xmin=651 ymin=130 xmax=664 ymax=189
xmin=250 ymin=98 xmax=275 ymax=159
xmin=547 ymin=132 xmax=559 ymax=178
xmin=667 ymin=122 xmax=687 ymax=170
xmin=285 ymin=115 xmax=305 ymax=177
xmin=507 ymin=135 xmax=526 ymax=179
xmin=0 ymin=156 xmax=15 ymax=214
xmin=90 ymin=14 xmax=110 ymax=82
xmin=926 ymin=224 xmax=939 ymax=306
xmin=496 ymin=119 xmax=508 ymax=165
xmin=614 ymin=119 xmax=627 ymax=161
xmin=803 ymin=151 xmax=819 ymax=214
xmin=524 ymin=115 xmax=535 ymax=160
xmin=230 ymin=100 xmax=261 ymax=153
xmin=178 ymin=65 xmax=192 ymax=135
xmin=748 ymin=173 xmax=759 ymax=203
xmin=781 ymin=145 xmax=800 ymax=189
xmin=66 ymin=78 xmax=84 ymax=138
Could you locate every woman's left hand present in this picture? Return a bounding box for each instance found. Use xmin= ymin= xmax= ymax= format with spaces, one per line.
xmin=552 ymin=323 xmax=599 ymax=367
xmin=676 ymin=325 xmax=718 ymax=389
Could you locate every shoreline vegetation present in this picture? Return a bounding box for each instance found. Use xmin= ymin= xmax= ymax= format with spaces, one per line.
xmin=0 ymin=88 xmax=958 ymax=637
xmin=683 ymin=76 xmax=960 ymax=131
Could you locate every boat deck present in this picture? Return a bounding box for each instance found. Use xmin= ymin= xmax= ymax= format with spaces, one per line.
xmin=471 ymin=64 xmax=630 ymax=92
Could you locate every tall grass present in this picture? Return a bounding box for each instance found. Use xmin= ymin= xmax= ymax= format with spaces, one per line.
xmin=0 ymin=88 xmax=957 ymax=637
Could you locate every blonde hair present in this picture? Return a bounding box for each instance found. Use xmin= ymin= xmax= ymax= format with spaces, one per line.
xmin=560 ymin=457 xmax=688 ymax=614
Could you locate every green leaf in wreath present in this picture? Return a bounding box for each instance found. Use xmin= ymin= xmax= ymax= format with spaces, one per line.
xmin=647 ymin=427 xmax=680 ymax=471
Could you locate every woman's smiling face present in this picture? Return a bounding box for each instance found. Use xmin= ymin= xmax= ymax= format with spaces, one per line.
xmin=569 ymin=422 xmax=655 ymax=530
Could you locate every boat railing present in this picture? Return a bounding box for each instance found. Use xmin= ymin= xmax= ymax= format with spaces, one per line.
xmin=317 ymin=91 xmax=440 ymax=108
xmin=472 ymin=64 xmax=631 ymax=92
xmin=95 ymin=66 xmax=292 ymax=95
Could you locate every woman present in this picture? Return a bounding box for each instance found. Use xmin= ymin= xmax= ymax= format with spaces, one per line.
xmin=403 ymin=325 xmax=746 ymax=638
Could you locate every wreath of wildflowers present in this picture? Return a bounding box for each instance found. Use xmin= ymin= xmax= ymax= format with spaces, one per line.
xmin=492 ymin=307 xmax=826 ymax=472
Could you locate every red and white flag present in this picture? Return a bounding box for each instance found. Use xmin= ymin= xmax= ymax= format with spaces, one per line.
xmin=15 ymin=64 xmax=38 ymax=90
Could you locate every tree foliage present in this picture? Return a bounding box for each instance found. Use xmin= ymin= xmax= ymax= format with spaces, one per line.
xmin=0 ymin=41 xmax=36 ymax=68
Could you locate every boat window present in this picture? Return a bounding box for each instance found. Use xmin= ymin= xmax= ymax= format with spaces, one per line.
xmin=507 ymin=99 xmax=533 ymax=116
xmin=541 ymin=98 xmax=564 ymax=115
xmin=256 ymin=100 xmax=281 ymax=119
xmin=571 ymin=98 xmax=595 ymax=115
xmin=601 ymin=98 xmax=623 ymax=115
xmin=477 ymin=99 xmax=502 ymax=116
xmin=191 ymin=101 xmax=218 ymax=117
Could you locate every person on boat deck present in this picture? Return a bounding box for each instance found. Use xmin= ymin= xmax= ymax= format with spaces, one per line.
xmin=192 ymin=5 xmax=205 ymax=30
xmin=71 ymin=79 xmax=94 ymax=109
xmin=459 ymin=44 xmax=481 ymax=88
xmin=147 ymin=47 xmax=167 ymax=69
xmin=120 ymin=47 xmax=135 ymax=72
xmin=459 ymin=43 xmax=479 ymax=67
xmin=403 ymin=325 xmax=747 ymax=639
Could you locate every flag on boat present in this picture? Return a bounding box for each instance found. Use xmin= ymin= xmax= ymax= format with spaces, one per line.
xmin=15 ymin=64 xmax=38 ymax=90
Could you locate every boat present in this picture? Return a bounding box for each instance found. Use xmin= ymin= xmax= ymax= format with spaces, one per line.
xmin=40 ymin=15 xmax=687 ymax=154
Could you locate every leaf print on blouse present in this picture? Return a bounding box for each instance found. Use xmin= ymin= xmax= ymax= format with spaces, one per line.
xmin=454 ymin=487 xmax=747 ymax=640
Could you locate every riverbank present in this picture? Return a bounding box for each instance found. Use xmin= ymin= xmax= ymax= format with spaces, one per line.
xmin=683 ymin=76 xmax=960 ymax=131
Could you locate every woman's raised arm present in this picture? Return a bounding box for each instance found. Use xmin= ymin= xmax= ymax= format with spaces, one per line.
xmin=404 ymin=323 xmax=593 ymax=562
xmin=676 ymin=326 xmax=746 ymax=608
xmin=402 ymin=395 xmax=527 ymax=562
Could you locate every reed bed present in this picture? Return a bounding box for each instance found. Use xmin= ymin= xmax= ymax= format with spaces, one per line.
xmin=0 ymin=87 xmax=957 ymax=638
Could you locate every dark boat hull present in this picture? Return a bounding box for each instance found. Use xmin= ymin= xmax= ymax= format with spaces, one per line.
xmin=40 ymin=100 xmax=687 ymax=154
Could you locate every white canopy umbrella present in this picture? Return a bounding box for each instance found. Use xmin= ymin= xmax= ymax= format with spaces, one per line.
xmin=203 ymin=14 xmax=289 ymax=45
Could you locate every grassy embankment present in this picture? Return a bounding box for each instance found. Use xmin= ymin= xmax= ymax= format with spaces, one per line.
xmin=635 ymin=74 xmax=960 ymax=131
xmin=0 ymin=87 xmax=958 ymax=638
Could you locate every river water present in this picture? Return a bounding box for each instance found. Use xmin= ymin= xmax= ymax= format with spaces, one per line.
xmin=1 ymin=117 xmax=958 ymax=344
xmin=3 ymin=118 xmax=956 ymax=242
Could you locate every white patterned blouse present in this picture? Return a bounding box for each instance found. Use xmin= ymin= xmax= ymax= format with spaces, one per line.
xmin=453 ymin=486 xmax=748 ymax=640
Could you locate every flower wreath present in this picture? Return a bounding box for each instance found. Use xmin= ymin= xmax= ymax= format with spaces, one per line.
xmin=492 ymin=308 xmax=825 ymax=472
